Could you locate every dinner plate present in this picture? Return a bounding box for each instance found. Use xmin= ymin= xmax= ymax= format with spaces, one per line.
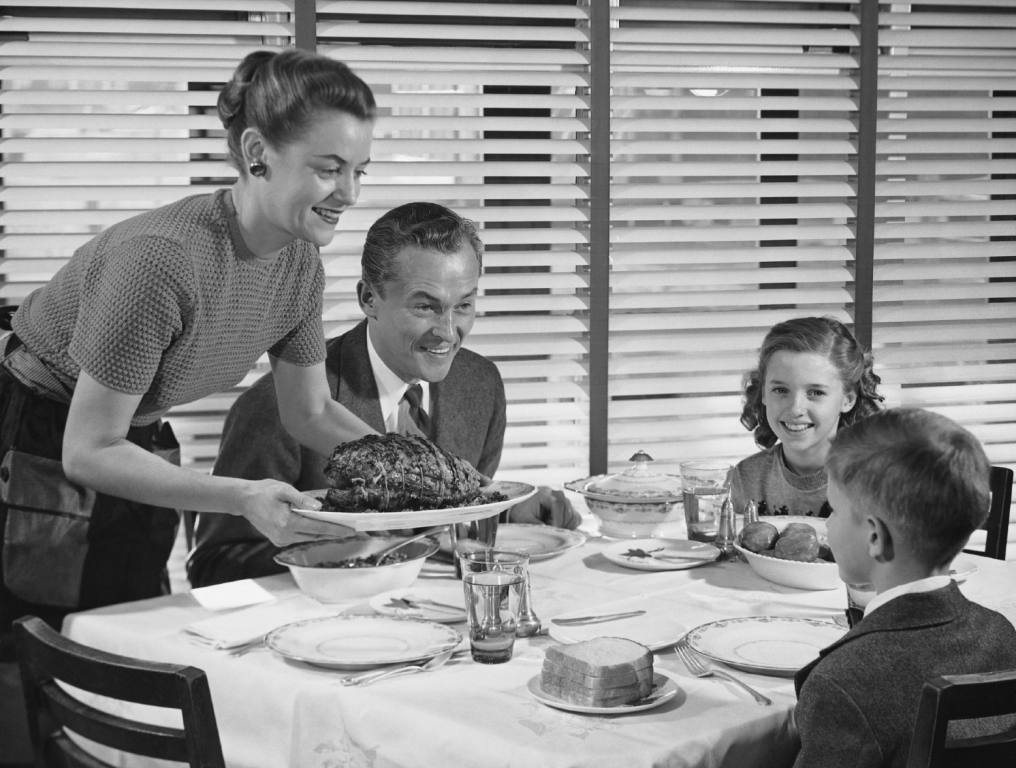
xmin=527 ymin=672 xmax=678 ymax=714
xmin=369 ymin=584 xmax=467 ymax=624
xmin=265 ymin=615 xmax=461 ymax=670
xmin=602 ymin=538 xmax=720 ymax=571
xmin=685 ymin=616 xmax=845 ymax=677
xmin=292 ymin=481 xmax=537 ymax=531
xmin=548 ymin=607 xmax=686 ymax=651
xmin=438 ymin=523 xmax=587 ymax=561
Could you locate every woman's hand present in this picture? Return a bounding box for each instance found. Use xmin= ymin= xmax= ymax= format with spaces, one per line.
xmin=237 ymin=480 xmax=349 ymax=547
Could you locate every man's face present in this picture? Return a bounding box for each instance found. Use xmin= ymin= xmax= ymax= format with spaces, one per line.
xmin=361 ymin=242 xmax=479 ymax=383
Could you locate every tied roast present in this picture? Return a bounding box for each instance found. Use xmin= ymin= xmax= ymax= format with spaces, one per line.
xmin=323 ymin=433 xmax=488 ymax=512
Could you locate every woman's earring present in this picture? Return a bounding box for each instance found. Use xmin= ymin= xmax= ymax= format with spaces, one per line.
xmin=249 ymin=159 xmax=267 ymax=177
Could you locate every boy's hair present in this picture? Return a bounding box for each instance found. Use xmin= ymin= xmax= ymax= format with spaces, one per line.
xmin=826 ymin=407 xmax=991 ymax=567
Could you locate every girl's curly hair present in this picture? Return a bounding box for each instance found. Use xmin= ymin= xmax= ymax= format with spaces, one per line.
xmin=740 ymin=316 xmax=884 ymax=449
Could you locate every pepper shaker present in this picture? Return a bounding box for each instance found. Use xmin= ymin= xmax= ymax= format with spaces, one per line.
xmin=744 ymin=498 xmax=759 ymax=525
xmin=715 ymin=496 xmax=737 ymax=559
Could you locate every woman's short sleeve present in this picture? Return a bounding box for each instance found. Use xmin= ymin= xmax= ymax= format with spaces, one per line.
xmin=268 ymin=257 xmax=325 ymax=366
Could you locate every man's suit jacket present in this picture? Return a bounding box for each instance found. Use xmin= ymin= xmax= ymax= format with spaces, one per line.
xmin=186 ymin=320 xmax=506 ymax=587
xmin=792 ymin=582 xmax=1016 ymax=768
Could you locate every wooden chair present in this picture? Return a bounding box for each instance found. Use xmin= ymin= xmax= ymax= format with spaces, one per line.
xmin=13 ymin=616 xmax=224 ymax=768
xmin=906 ymin=669 xmax=1016 ymax=768
xmin=963 ymin=466 xmax=1013 ymax=560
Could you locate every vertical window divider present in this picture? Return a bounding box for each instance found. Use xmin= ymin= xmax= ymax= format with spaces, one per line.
xmin=588 ymin=0 xmax=611 ymax=475
xmin=294 ymin=0 xmax=316 ymax=51
xmin=854 ymin=0 xmax=879 ymax=350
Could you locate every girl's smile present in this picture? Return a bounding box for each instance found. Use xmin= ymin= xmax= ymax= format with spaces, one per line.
xmin=763 ymin=350 xmax=857 ymax=474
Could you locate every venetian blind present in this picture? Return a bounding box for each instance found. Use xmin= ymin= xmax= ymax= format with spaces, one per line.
xmin=607 ymin=0 xmax=863 ymax=475
xmin=313 ymin=0 xmax=592 ymax=485
xmin=870 ymin=1 xmax=1016 ymax=480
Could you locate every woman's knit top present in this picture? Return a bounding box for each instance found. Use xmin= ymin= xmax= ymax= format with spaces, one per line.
xmin=12 ymin=189 xmax=326 ymax=425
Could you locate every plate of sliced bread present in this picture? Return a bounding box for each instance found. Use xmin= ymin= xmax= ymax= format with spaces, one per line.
xmin=529 ymin=637 xmax=679 ymax=714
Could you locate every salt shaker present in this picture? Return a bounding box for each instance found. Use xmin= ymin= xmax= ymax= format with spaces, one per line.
xmin=515 ymin=576 xmax=542 ymax=638
xmin=744 ymin=498 xmax=759 ymax=525
xmin=715 ymin=496 xmax=737 ymax=559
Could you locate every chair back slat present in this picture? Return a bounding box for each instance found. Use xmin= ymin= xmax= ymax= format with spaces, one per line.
xmin=42 ymin=681 xmax=191 ymax=762
xmin=907 ymin=670 xmax=1016 ymax=768
xmin=14 ymin=616 xmax=225 ymax=768
xmin=964 ymin=466 xmax=1012 ymax=560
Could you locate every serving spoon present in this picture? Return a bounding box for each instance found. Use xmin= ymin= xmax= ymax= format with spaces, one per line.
xmin=374 ymin=525 xmax=448 ymax=565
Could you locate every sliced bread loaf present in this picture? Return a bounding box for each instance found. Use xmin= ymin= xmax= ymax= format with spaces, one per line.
xmin=540 ymin=675 xmax=650 ymax=707
xmin=541 ymin=637 xmax=654 ymax=706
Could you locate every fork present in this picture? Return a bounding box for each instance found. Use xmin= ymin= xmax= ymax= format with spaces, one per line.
xmin=339 ymin=649 xmax=455 ymax=687
xmin=674 ymin=641 xmax=772 ymax=705
xmin=226 ymin=637 xmax=266 ymax=657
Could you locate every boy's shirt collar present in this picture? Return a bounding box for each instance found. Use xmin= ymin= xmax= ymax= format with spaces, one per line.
xmin=864 ymin=575 xmax=951 ymax=618
xmin=365 ymin=329 xmax=430 ymax=432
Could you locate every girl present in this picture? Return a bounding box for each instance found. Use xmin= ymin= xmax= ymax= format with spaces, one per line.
xmin=731 ymin=316 xmax=883 ymax=517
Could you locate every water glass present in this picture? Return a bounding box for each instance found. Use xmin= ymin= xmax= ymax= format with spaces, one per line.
xmin=457 ymin=548 xmax=540 ymax=637
xmin=680 ymin=460 xmax=732 ymax=543
xmin=462 ymin=570 xmax=523 ymax=664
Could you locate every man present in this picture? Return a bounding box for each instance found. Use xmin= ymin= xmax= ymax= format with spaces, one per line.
xmin=187 ymin=202 xmax=580 ymax=587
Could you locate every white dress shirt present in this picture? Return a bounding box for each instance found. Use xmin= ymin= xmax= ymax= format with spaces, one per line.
xmin=365 ymin=329 xmax=430 ymax=433
xmin=863 ymin=574 xmax=952 ymax=618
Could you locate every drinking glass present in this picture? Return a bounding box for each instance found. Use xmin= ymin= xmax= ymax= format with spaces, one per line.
xmin=462 ymin=570 xmax=523 ymax=663
xmin=457 ymin=548 xmax=540 ymax=637
xmin=680 ymin=460 xmax=732 ymax=543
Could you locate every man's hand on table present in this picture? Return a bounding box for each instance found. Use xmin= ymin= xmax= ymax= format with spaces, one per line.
xmin=507 ymin=486 xmax=583 ymax=529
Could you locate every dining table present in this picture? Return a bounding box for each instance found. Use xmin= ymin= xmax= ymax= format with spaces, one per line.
xmin=61 ymin=512 xmax=1016 ymax=768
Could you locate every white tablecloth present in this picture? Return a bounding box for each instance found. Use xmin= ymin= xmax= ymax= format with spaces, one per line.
xmin=62 ymin=522 xmax=1016 ymax=768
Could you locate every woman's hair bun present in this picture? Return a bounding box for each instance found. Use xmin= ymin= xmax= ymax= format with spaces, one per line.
xmin=217 ymin=50 xmax=276 ymax=130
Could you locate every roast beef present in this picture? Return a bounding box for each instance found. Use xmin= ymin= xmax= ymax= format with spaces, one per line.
xmin=323 ymin=433 xmax=485 ymax=512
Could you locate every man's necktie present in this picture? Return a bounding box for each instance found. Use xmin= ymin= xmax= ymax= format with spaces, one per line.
xmin=398 ymin=383 xmax=431 ymax=438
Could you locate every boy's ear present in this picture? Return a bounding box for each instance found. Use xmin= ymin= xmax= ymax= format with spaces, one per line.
xmin=868 ymin=516 xmax=895 ymax=562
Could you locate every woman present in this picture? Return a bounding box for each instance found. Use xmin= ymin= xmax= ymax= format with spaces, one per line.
xmin=0 ymin=48 xmax=378 ymax=628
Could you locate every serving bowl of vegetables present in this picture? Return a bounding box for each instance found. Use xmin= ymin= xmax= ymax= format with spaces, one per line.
xmin=275 ymin=533 xmax=439 ymax=603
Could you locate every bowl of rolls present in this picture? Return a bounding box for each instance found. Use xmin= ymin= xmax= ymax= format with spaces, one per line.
xmin=733 ymin=516 xmax=843 ymax=590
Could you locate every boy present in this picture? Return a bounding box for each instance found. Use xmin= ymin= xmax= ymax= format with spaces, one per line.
xmin=793 ymin=407 xmax=1016 ymax=768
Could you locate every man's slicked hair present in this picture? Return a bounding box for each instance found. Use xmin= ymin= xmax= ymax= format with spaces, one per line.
xmin=361 ymin=202 xmax=483 ymax=294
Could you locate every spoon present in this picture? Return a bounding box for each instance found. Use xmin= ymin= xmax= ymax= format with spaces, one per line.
xmin=374 ymin=525 xmax=448 ymax=565
xmin=339 ymin=648 xmax=456 ymax=686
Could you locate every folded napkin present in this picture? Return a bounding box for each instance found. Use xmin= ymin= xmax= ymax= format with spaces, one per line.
xmin=183 ymin=595 xmax=340 ymax=650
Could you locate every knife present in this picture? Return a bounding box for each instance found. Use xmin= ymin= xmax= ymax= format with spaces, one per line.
xmin=550 ymin=609 xmax=647 ymax=626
